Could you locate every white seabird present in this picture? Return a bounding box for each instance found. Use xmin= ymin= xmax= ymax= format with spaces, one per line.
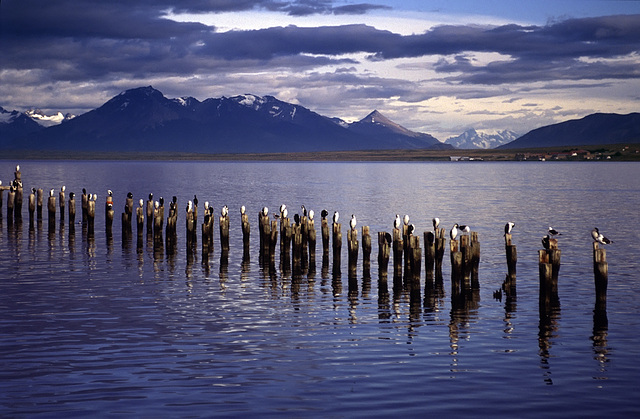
xmin=333 ymin=211 xmax=339 ymax=224
xmin=548 ymin=227 xmax=561 ymax=236
xmin=350 ymin=214 xmax=357 ymax=230
xmin=504 ymin=222 xmax=515 ymax=235
xmin=450 ymin=223 xmax=459 ymax=240
xmin=394 ymin=214 xmax=401 ymax=230
xmin=432 ymin=217 xmax=440 ymax=231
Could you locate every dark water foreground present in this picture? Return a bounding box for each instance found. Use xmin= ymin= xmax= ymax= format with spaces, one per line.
xmin=1 ymin=161 xmax=639 ymax=417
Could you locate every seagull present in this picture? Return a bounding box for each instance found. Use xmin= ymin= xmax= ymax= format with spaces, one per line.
xmin=333 ymin=211 xmax=339 ymax=224
xmin=279 ymin=204 xmax=286 ymax=215
xmin=261 ymin=206 xmax=268 ymax=217
xmin=321 ymin=209 xmax=328 ymax=220
xmin=31 ymin=187 xmax=36 ymax=194
xmin=301 ymin=205 xmax=307 ymax=217
xmin=282 ymin=207 xmax=288 ymax=219
xmin=204 ymin=201 xmax=210 ymax=211
xmin=139 ymin=199 xmax=143 ymax=207
xmin=49 ymin=188 xmax=55 ymax=197
xmin=504 ymin=222 xmax=515 ymax=235
xmin=459 ymin=224 xmax=471 ymax=234
xmin=240 ymin=205 xmax=246 ymax=215
xmin=407 ymin=223 xmax=415 ymax=236
xmin=450 ymin=223 xmax=459 ymax=240
xmin=61 ymin=185 xmax=65 ymax=192
xmin=432 ymin=217 xmax=440 ymax=231
xmin=16 ymin=165 xmax=20 ymax=172
xmin=403 ymin=214 xmax=410 ymax=226
xmin=221 ymin=205 xmax=228 ymax=217
xmin=548 ymin=227 xmax=561 ymax=236
xmin=542 ymin=235 xmax=550 ymax=249
xmin=350 ymin=214 xmax=357 ymax=230
xmin=308 ymin=209 xmax=314 ymax=221
xmin=107 ymin=189 xmax=113 ymax=197
xmin=394 ymin=214 xmax=401 ymax=230
xmin=592 ymin=227 xmax=613 ymax=245
xmin=187 ymin=200 xmax=193 ymax=213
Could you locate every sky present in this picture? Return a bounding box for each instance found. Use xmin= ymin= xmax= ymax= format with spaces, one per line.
xmin=1 ymin=0 xmax=639 ymax=140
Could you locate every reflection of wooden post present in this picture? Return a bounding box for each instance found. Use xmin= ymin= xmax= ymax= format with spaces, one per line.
xmin=593 ymin=242 xmax=608 ymax=309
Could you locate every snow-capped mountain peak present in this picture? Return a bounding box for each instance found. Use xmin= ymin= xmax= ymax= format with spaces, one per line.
xmin=25 ymin=109 xmax=75 ymax=127
xmin=445 ymin=128 xmax=520 ymax=149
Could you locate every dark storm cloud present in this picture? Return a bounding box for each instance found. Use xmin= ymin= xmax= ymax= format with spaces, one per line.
xmin=1 ymin=0 xmax=638 ymax=87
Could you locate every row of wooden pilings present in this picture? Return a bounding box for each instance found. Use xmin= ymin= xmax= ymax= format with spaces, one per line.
xmin=2 ymin=166 xmax=609 ymax=305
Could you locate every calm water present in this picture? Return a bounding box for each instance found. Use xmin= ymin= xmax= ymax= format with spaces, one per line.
xmin=1 ymin=160 xmax=639 ymax=418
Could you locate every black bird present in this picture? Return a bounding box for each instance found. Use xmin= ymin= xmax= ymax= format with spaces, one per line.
xmin=159 ymin=197 xmax=164 ymax=206
xmin=69 ymin=192 xmax=75 ymax=200
xmin=548 ymin=227 xmax=561 ymax=236
xmin=407 ymin=223 xmax=415 ymax=236
xmin=127 ymin=192 xmax=133 ymax=199
xmin=384 ymin=232 xmax=392 ymax=245
xmin=193 ymin=195 xmax=198 ymax=207
xmin=542 ymin=235 xmax=551 ymax=249
xmin=148 ymin=193 xmax=153 ymax=201
xmin=294 ymin=213 xmax=300 ymax=225
xmin=504 ymin=222 xmax=515 ymax=235
xmin=321 ymin=209 xmax=328 ymax=220
xmin=591 ymin=227 xmax=613 ymax=245
xmin=459 ymin=224 xmax=471 ymax=234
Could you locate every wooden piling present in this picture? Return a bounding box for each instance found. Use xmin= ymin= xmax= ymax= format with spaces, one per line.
xmin=505 ymin=233 xmax=517 ymax=280
xmin=392 ymin=228 xmax=403 ymax=279
xmin=219 ymin=214 xmax=230 ymax=251
xmin=146 ymin=195 xmax=154 ymax=233
xmin=0 ymin=186 xmax=3 ymax=219
xmin=241 ymin=211 xmax=250 ymax=251
xmin=29 ymin=189 xmax=36 ymax=226
xmin=136 ymin=201 xmax=144 ymax=239
xmin=378 ymin=232 xmax=390 ymax=276
xmin=449 ymin=238 xmax=462 ymax=292
xmin=593 ymin=242 xmax=608 ymax=309
xmin=332 ymin=222 xmax=342 ymax=276
xmin=321 ymin=218 xmax=330 ymax=255
xmin=292 ymin=224 xmax=303 ymax=276
xmin=68 ymin=193 xmax=76 ymax=224
xmin=7 ymin=187 xmax=15 ymax=220
xmin=347 ymin=227 xmax=358 ymax=278
xmin=434 ymin=227 xmax=446 ymax=276
xmin=59 ymin=188 xmax=65 ymax=222
xmin=47 ymin=194 xmax=56 ymax=230
xmin=308 ymin=217 xmax=317 ymax=271
xmin=409 ymin=235 xmax=421 ymax=286
xmin=362 ymin=226 xmax=371 ymax=279
xmin=424 ymin=231 xmax=435 ymax=283
xmin=81 ymin=189 xmax=88 ymax=224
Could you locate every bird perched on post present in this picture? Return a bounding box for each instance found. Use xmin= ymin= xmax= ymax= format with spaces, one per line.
xmin=591 ymin=227 xmax=613 ymax=245
xmin=504 ymin=222 xmax=515 ymax=235
xmin=548 ymin=227 xmax=561 ymax=236
xmin=403 ymin=214 xmax=410 ymax=226
xmin=459 ymin=224 xmax=471 ymax=234
xmin=394 ymin=214 xmax=401 ymax=230
xmin=240 ymin=205 xmax=246 ymax=215
xmin=432 ymin=217 xmax=440 ymax=231
xmin=261 ymin=206 xmax=268 ymax=217
xmin=450 ymin=223 xmax=459 ymax=240
xmin=308 ymin=209 xmax=314 ymax=221
xmin=221 ymin=205 xmax=228 ymax=218
xmin=541 ymin=235 xmax=550 ymax=249
xmin=407 ymin=223 xmax=415 ymax=236
xmin=333 ymin=211 xmax=339 ymax=224
xmin=350 ymin=214 xmax=357 ymax=230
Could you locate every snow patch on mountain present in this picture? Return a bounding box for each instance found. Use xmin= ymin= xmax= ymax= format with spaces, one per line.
xmin=445 ymin=128 xmax=520 ymax=149
xmin=26 ymin=109 xmax=75 ymax=127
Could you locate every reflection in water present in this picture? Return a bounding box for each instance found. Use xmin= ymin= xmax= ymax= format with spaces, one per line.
xmin=538 ymin=292 xmax=561 ymax=385
xmin=591 ymin=302 xmax=609 ymax=379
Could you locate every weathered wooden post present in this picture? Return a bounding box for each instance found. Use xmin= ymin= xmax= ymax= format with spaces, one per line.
xmin=593 ymin=242 xmax=608 ymax=310
xmin=424 ymin=231 xmax=435 ymax=285
xmin=47 ymin=190 xmax=56 ymax=231
xmin=146 ymin=194 xmax=154 ymax=233
xmin=332 ymin=221 xmax=342 ymax=276
xmin=538 ymin=249 xmax=553 ymax=309
xmin=505 ymin=232 xmax=517 ymax=294
xmin=105 ymin=193 xmax=114 ymax=237
xmin=347 ymin=226 xmax=359 ymax=279
xmin=269 ymin=219 xmax=278 ymax=268
xmin=308 ymin=215 xmax=317 ymax=272
xmin=68 ymin=192 xmax=76 ymax=225
xmin=459 ymin=234 xmax=472 ymax=287
xmin=124 ymin=192 xmax=134 ymax=231
xmin=136 ymin=199 xmax=144 ymax=248
xmin=292 ymin=224 xmax=303 ymax=277
xmin=13 ymin=166 xmax=23 ymax=220
xmin=321 ymin=216 xmax=330 ymax=256
xmin=7 ymin=186 xmax=15 ymax=220
xmin=378 ymin=232 xmax=391 ymax=277
xmin=470 ymin=231 xmax=480 ymax=285
xmin=450 ymin=237 xmax=462 ymax=293
xmin=362 ymin=226 xmax=371 ymax=279
xmin=37 ymin=188 xmax=43 ymax=221
xmin=241 ymin=206 xmax=250 ymax=255
xmin=434 ymin=227 xmax=445 ymax=279
xmin=153 ymin=201 xmax=163 ymax=249
xmin=409 ymin=235 xmax=422 ymax=287
xmin=259 ymin=208 xmax=270 ymax=260
xmin=186 ymin=201 xmax=196 ymax=252
xmin=81 ymin=189 xmax=88 ymax=224
xmin=87 ymin=194 xmax=96 ymax=235
xmin=392 ymin=227 xmax=403 ymax=280
xmin=0 ymin=183 xmax=3 ymax=219
xmin=165 ymin=198 xmax=178 ymax=254
xmin=59 ymin=186 xmax=66 ymax=223
xmin=219 ymin=209 xmax=230 ymax=252
xmin=28 ymin=188 xmax=36 ymax=227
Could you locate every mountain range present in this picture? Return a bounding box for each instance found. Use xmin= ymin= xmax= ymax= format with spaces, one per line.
xmin=497 ymin=113 xmax=640 ymax=149
xmin=444 ymin=129 xmax=519 ymax=149
xmin=1 ymin=86 xmax=449 ymax=154
xmin=2 ymin=87 xmax=639 ymax=153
